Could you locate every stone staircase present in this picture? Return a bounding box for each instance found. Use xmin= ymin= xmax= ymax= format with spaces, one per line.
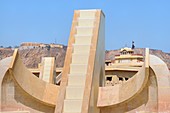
xmin=62 ymin=10 xmax=97 ymax=113
xmin=39 ymin=57 xmax=56 ymax=83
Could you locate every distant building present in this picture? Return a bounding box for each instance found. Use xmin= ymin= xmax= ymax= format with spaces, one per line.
xmin=115 ymin=47 xmax=143 ymax=63
xmin=105 ymin=47 xmax=144 ymax=87
xmin=20 ymin=42 xmax=64 ymax=50
xmin=49 ymin=43 xmax=63 ymax=48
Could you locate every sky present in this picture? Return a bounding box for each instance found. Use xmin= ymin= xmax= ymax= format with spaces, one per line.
xmin=0 ymin=1 xmax=170 ymax=52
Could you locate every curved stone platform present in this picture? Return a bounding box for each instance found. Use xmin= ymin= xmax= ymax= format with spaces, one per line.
xmin=97 ymin=50 xmax=170 ymax=113
xmin=0 ymin=49 xmax=59 ymax=112
xmin=97 ymin=49 xmax=149 ymax=107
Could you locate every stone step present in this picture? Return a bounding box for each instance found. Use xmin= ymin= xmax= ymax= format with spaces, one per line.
xmin=72 ymin=54 xmax=89 ymax=64
xmin=63 ymin=112 xmax=80 ymax=113
xmin=68 ymin=75 xmax=86 ymax=86
xmin=66 ymin=86 xmax=84 ymax=99
xmin=70 ymin=64 xmax=87 ymax=74
xmin=77 ymin=18 xmax=95 ymax=27
xmin=76 ymin=26 xmax=94 ymax=35
xmin=73 ymin=44 xmax=91 ymax=54
xmin=74 ymin=35 xmax=92 ymax=45
xmin=79 ymin=10 xmax=96 ymax=18
xmin=63 ymin=100 xmax=82 ymax=112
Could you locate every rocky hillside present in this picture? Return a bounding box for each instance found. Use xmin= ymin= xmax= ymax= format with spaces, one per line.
xmin=0 ymin=47 xmax=66 ymax=68
xmin=0 ymin=47 xmax=170 ymax=69
xmin=0 ymin=49 xmax=13 ymax=60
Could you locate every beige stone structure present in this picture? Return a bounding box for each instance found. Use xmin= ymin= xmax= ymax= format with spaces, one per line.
xmin=39 ymin=57 xmax=56 ymax=83
xmin=49 ymin=44 xmax=63 ymax=48
xmin=115 ymin=47 xmax=143 ymax=63
xmin=0 ymin=49 xmax=59 ymax=112
xmin=20 ymin=42 xmax=64 ymax=50
xmin=0 ymin=9 xmax=170 ymax=113
xmin=55 ymin=9 xmax=105 ymax=113
xmin=105 ymin=47 xmax=144 ymax=87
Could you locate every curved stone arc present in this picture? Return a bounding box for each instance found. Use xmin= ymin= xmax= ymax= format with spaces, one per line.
xmin=0 ymin=57 xmax=12 ymax=111
xmin=97 ymin=48 xmax=150 ymax=107
xmin=9 ymin=49 xmax=59 ymax=107
xmin=0 ymin=57 xmax=12 ymax=84
xmin=149 ymin=54 xmax=170 ymax=112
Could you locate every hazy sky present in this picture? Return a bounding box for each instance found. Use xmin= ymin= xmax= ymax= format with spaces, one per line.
xmin=0 ymin=1 xmax=170 ymax=52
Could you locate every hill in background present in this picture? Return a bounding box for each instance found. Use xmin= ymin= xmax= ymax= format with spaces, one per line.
xmin=0 ymin=46 xmax=170 ymax=69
